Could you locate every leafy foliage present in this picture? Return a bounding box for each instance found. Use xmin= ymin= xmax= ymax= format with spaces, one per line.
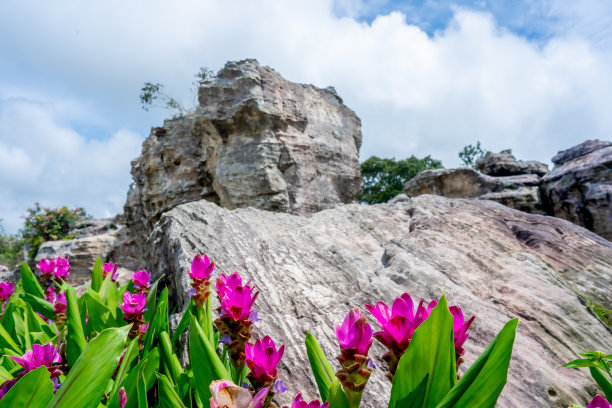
xmin=0 ymin=224 xmax=24 ymax=270
xmin=22 ymin=203 xmax=90 ymax=258
xmin=458 ymin=141 xmax=485 ymax=169
xmin=360 ymin=156 xmax=443 ymax=204
xmin=140 ymin=66 xmax=215 ymax=115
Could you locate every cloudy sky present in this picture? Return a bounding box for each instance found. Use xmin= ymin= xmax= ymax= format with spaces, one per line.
xmin=1 ymin=0 xmax=611 ymax=233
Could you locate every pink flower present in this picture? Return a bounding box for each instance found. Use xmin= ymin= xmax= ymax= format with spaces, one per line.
xmin=209 ymin=380 xmax=269 ymax=408
xmin=119 ymin=292 xmax=147 ymax=322
xmin=588 ymin=395 xmax=612 ymax=408
xmin=54 ymin=292 xmax=67 ymax=314
xmin=366 ymin=293 xmax=436 ymax=353
xmin=335 ymin=309 xmax=373 ymax=356
xmin=141 ymin=322 xmax=150 ymax=333
xmin=37 ymin=258 xmax=56 ymax=276
xmin=217 ymin=272 xmax=259 ymax=321
xmin=119 ymin=387 xmax=127 ymax=408
xmin=132 ymin=270 xmax=150 ymax=290
xmin=0 ymin=282 xmax=14 ymax=302
xmin=449 ymin=305 xmax=475 ymax=358
xmin=190 ymin=254 xmax=215 ymax=280
xmin=283 ymin=393 xmax=330 ymax=408
xmin=45 ymin=287 xmax=55 ymax=303
xmin=245 ymin=336 xmax=284 ymax=384
xmin=53 ymin=256 xmax=70 ymax=280
xmin=102 ymin=262 xmax=119 ymax=280
xmin=9 ymin=343 xmax=62 ymax=375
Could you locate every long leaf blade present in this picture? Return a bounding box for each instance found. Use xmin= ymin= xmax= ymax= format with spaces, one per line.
xmin=305 ymin=331 xmax=336 ymax=402
xmin=0 ymin=366 xmax=53 ymax=408
xmin=20 ymin=262 xmax=44 ymax=298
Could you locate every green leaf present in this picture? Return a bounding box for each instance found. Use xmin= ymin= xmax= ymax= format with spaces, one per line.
xmin=63 ymin=284 xmax=87 ymax=368
xmin=171 ymin=301 xmax=193 ymax=344
xmin=396 ymin=375 xmax=429 ymax=408
xmin=156 ymin=374 xmax=188 ymax=408
xmin=189 ymin=315 xmax=231 ymax=402
xmin=0 ymin=366 xmax=54 ymax=408
xmin=435 ymin=318 xmax=518 ymax=408
xmin=20 ymin=262 xmax=44 ymax=298
xmin=82 ymin=290 xmax=112 ymax=334
xmin=563 ymin=358 xmax=596 ymax=369
xmin=305 ymin=331 xmax=336 ymax=402
xmin=390 ymin=295 xmax=456 ymax=408
xmin=137 ymin=368 xmax=149 ymax=408
xmin=18 ymin=293 xmax=55 ymax=320
xmin=0 ymin=320 xmax=22 ymax=355
xmin=108 ymin=348 xmax=159 ymax=408
xmin=327 ymin=378 xmax=350 ymax=408
xmin=47 ymin=326 xmax=130 ymax=408
xmin=143 ymin=276 xmax=162 ymax=323
xmin=108 ymin=338 xmax=139 ymax=404
xmin=91 ymin=257 xmax=104 ymax=292
xmin=160 ymin=331 xmax=184 ymax=384
xmin=590 ymin=366 xmax=612 ymax=402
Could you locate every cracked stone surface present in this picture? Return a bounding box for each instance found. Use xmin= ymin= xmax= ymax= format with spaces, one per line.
xmin=148 ymin=194 xmax=612 ymax=407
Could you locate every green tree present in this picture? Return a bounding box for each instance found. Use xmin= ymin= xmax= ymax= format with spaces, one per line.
xmin=360 ymin=156 xmax=443 ymax=204
xmin=140 ymin=66 xmax=215 ymax=114
xmin=458 ymin=141 xmax=485 ymax=168
xmin=22 ymin=203 xmax=91 ymax=258
xmin=0 ymin=222 xmax=25 ymax=270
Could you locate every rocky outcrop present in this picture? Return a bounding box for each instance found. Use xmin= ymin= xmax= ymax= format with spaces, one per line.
xmin=542 ymin=140 xmax=612 ymax=240
xmin=35 ymin=219 xmax=134 ymax=287
xmin=149 ymin=195 xmax=612 ymax=408
xmin=405 ymin=142 xmax=612 ymax=240
xmin=124 ymin=59 xmax=362 ymax=243
xmin=404 ymin=168 xmax=547 ymax=214
xmin=476 ymin=150 xmax=549 ymax=177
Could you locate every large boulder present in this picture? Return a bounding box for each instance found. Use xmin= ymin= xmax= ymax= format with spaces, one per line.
xmin=403 ymin=168 xmax=547 ymax=214
xmin=542 ymin=140 xmax=612 ymax=240
xmin=476 ymin=150 xmax=549 ymax=177
xmin=124 ymin=59 xmax=362 ymax=241
xmin=148 ymin=194 xmax=612 ymax=408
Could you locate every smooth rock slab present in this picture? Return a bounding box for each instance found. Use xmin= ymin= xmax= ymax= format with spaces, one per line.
xmin=149 ymin=195 xmax=612 ymax=407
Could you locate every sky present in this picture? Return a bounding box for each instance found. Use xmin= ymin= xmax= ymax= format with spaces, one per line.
xmin=1 ymin=0 xmax=612 ymax=233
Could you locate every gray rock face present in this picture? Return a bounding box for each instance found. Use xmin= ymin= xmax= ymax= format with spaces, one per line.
xmin=148 ymin=195 xmax=612 ymax=408
xmin=476 ymin=150 xmax=549 ymax=177
xmin=542 ymin=140 xmax=612 ymax=241
xmin=124 ymin=59 xmax=362 ymax=243
xmin=403 ymin=168 xmax=547 ymax=214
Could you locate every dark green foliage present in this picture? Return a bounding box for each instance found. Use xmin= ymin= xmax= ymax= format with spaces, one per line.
xmin=22 ymin=203 xmax=90 ymax=258
xmin=458 ymin=141 xmax=485 ymax=169
xmin=588 ymin=299 xmax=612 ymax=328
xmin=0 ymin=224 xmax=24 ymax=270
xmin=360 ymin=156 xmax=443 ymax=204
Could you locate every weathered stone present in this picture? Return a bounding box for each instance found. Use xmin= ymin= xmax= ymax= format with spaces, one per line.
xmin=543 ymin=140 xmax=612 ymax=240
xmin=124 ymin=59 xmax=362 ymax=246
xmin=35 ymin=221 xmax=132 ymax=287
xmin=476 ymin=150 xmax=549 ymax=177
xmin=403 ymin=168 xmax=548 ymax=214
xmin=148 ymin=195 xmax=612 ymax=408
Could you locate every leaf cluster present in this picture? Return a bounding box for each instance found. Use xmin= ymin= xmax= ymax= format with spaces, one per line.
xmin=360 ymin=155 xmax=443 ymax=204
xmin=458 ymin=141 xmax=485 ymax=169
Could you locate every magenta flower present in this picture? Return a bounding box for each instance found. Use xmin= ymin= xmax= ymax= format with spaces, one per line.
xmin=0 ymin=282 xmax=14 ymax=302
xmin=102 ymin=262 xmax=119 ymax=281
xmin=335 ymin=308 xmax=373 ymax=356
xmin=366 ymin=293 xmax=437 ymax=379
xmin=45 ymin=287 xmax=55 ymax=303
xmin=9 ymin=343 xmax=62 ymax=376
xmin=245 ymin=336 xmax=285 ymax=388
xmin=53 ymin=256 xmax=70 ymax=280
xmin=132 ymin=269 xmax=150 ymax=290
xmin=209 ymin=380 xmax=269 ymax=408
xmin=284 ymin=393 xmax=330 ymax=408
xmin=190 ymin=254 xmax=215 ymax=280
xmin=449 ymin=305 xmax=475 ymax=366
xmin=588 ymin=395 xmax=612 ymax=408
xmin=119 ymin=292 xmax=147 ymax=322
xmin=54 ymin=292 xmax=67 ymax=315
xmin=119 ymin=387 xmax=127 ymax=408
xmin=217 ymin=272 xmax=259 ymax=321
xmin=37 ymin=258 xmax=56 ymax=276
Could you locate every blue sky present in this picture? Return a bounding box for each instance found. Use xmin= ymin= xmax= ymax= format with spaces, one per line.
xmin=1 ymin=0 xmax=611 ymax=233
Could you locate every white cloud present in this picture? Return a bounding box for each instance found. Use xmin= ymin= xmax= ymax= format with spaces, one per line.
xmin=0 ymin=0 xmax=611 ymax=231
xmin=0 ymin=98 xmax=143 ymax=233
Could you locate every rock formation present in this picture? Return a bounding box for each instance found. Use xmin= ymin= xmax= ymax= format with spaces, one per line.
xmin=405 ymin=142 xmax=612 ymax=240
xmin=542 ymin=140 xmax=612 ymax=240
xmin=124 ymin=59 xmax=363 ymax=256
xmin=150 ymin=194 xmax=612 ymax=408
